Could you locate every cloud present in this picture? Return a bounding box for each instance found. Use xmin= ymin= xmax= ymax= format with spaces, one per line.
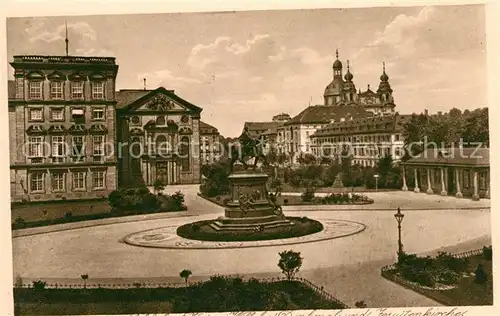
xmin=137 ymin=69 xmax=202 ymax=89
xmin=28 ymin=21 xmax=97 ymax=44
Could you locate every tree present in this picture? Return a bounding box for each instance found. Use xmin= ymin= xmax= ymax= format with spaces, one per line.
xmin=81 ymin=274 xmax=89 ymax=289
xmin=32 ymin=280 xmax=46 ymax=291
xmin=153 ymin=179 xmax=165 ymax=195
xmin=278 ymin=250 xmax=303 ymax=280
xmin=377 ymin=155 xmax=393 ymax=177
xmin=297 ymin=153 xmax=317 ymax=165
xmin=277 ymin=152 xmax=289 ymax=167
xmin=180 ymin=269 xmax=192 ymax=286
xmin=266 ymin=147 xmax=278 ymax=166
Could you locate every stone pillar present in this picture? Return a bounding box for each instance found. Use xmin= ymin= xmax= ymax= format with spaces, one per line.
xmin=426 ymin=168 xmax=433 ymax=194
xmin=440 ymin=168 xmax=447 ymax=196
xmin=455 ymin=169 xmax=463 ymax=198
xmin=413 ymin=168 xmax=420 ymax=193
xmin=485 ymin=172 xmax=490 ymax=199
xmin=472 ymin=171 xmax=480 ymax=201
xmin=402 ymin=166 xmax=408 ymax=191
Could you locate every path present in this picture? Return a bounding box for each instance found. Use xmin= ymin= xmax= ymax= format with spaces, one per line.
xmin=12 ymin=185 xmax=492 ymax=308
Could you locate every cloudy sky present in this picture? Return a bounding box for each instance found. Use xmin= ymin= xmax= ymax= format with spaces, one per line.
xmin=6 ymin=5 xmax=486 ymax=137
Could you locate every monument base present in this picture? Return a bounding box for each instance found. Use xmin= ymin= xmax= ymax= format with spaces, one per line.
xmin=210 ymin=170 xmax=293 ymax=232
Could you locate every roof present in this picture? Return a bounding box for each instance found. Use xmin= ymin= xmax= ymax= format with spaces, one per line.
xmin=311 ymin=114 xmax=411 ymax=137
xmin=402 ymin=148 xmax=490 ymax=167
xmin=285 ymin=105 xmax=369 ymax=126
xmin=200 ymin=121 xmax=219 ymax=134
xmin=116 ymin=90 xmax=152 ymax=108
xmin=116 ymin=87 xmax=202 ymax=113
xmin=8 ymin=80 xmax=15 ymax=99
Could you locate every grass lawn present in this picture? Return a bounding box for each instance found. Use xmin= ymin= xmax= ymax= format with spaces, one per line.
xmin=14 ymin=279 xmax=345 ymax=314
xmin=12 ymin=194 xmax=185 ymax=230
xmin=177 ymin=216 xmax=323 ymax=242
xmin=385 ymin=254 xmax=493 ymax=306
xmin=11 ymin=199 xmax=111 ymax=224
xmin=438 ymin=255 xmax=493 ymax=306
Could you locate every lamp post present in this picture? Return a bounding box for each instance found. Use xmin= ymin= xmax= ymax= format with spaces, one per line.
xmin=394 ymin=207 xmax=404 ymax=257
xmin=374 ymin=174 xmax=380 ymax=191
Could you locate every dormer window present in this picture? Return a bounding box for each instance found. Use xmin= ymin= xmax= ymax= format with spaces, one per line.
xmin=29 ymin=81 xmax=43 ymax=99
xmin=92 ymin=81 xmax=105 ymax=100
xmin=71 ymin=81 xmax=84 ymax=99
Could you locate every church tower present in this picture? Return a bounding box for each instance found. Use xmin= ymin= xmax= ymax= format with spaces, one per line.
xmin=343 ymin=60 xmax=357 ymax=104
xmin=323 ymin=49 xmax=345 ymax=106
xmin=377 ymin=62 xmax=393 ymax=104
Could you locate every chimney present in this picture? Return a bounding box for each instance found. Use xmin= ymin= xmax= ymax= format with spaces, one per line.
xmin=143 ymin=78 xmax=146 ymax=90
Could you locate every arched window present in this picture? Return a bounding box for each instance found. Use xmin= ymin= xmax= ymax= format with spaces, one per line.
xmin=156 ymin=135 xmax=168 ymax=156
xmin=156 ymin=116 xmax=166 ymax=126
xmin=180 ymin=136 xmax=190 ymax=171
xmin=130 ymin=137 xmax=142 ymax=157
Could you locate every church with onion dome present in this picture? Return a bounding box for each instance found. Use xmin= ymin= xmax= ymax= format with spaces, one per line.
xmin=323 ymin=50 xmax=396 ymax=116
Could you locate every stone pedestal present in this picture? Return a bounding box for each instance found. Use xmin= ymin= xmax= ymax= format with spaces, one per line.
xmin=210 ymin=170 xmax=293 ymax=231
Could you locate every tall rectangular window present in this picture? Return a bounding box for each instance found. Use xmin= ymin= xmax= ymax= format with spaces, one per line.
xmin=52 ymin=173 xmax=65 ymax=191
xmin=29 ymin=108 xmax=43 ymax=121
xmin=51 ymin=136 xmax=65 ymax=158
xmin=72 ymin=136 xmax=85 ymax=157
xmin=51 ymin=81 xmax=63 ymax=99
xmin=30 ymin=173 xmax=44 ymax=192
xmin=92 ymin=81 xmax=104 ymax=99
xmin=29 ymin=81 xmax=42 ymax=99
xmin=73 ymin=172 xmax=86 ymax=190
xmin=71 ymin=81 xmax=84 ymax=99
xmin=463 ymin=170 xmax=470 ymax=188
xmin=93 ymin=171 xmax=105 ymax=189
xmin=28 ymin=136 xmax=43 ymax=157
xmin=93 ymin=135 xmax=104 ymax=156
xmin=180 ymin=136 xmax=190 ymax=171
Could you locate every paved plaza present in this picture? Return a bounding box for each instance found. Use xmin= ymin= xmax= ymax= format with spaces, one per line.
xmin=12 ymin=185 xmax=491 ymax=308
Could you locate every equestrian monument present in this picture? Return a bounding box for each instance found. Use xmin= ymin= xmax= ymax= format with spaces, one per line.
xmin=209 ymin=128 xmax=294 ymax=231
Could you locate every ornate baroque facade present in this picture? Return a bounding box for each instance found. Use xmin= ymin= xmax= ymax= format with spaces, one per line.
xmin=116 ymin=88 xmax=202 ymax=187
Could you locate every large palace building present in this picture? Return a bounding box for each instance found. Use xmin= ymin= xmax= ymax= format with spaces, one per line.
xmin=8 ymin=54 xmax=208 ymax=202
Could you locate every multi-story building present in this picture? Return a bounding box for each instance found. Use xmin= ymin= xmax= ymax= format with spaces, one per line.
xmin=276 ymin=106 xmax=369 ymax=163
xmin=115 ymin=87 xmax=202 ymax=187
xmin=199 ymin=121 xmax=222 ymax=165
xmin=310 ymin=114 xmax=410 ymax=167
xmin=8 ymin=55 xmax=119 ymax=202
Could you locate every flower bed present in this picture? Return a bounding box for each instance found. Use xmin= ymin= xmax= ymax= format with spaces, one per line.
xmin=381 ymin=247 xmax=493 ymax=306
xmin=177 ymin=216 xmax=323 ymax=242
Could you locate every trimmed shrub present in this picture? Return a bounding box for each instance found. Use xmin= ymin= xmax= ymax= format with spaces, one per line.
xmin=483 ymin=246 xmax=492 ymax=261
xmin=475 ymin=264 xmax=488 ymax=284
xmin=301 ymin=187 xmax=316 ymax=202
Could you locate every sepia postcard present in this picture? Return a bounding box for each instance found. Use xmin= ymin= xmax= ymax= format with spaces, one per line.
xmin=0 ymin=0 xmax=499 ymax=315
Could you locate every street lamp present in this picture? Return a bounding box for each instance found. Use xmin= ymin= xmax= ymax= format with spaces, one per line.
xmin=374 ymin=174 xmax=380 ymax=191
xmin=394 ymin=207 xmax=404 ymax=257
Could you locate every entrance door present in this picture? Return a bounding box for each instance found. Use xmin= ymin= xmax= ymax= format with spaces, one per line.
xmin=156 ymin=161 xmax=169 ymax=184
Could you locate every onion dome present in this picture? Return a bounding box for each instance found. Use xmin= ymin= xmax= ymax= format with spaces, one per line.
xmin=333 ymin=49 xmax=342 ymax=69
xmin=380 ymin=62 xmax=389 ymax=82
xmin=344 ymin=60 xmax=354 ymax=82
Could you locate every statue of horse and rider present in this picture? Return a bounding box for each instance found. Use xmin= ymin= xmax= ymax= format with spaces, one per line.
xmin=228 ymin=127 xmax=267 ymax=172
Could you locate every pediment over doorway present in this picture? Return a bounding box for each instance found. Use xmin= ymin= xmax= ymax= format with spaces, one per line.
xmin=116 ymin=87 xmax=202 ymax=116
